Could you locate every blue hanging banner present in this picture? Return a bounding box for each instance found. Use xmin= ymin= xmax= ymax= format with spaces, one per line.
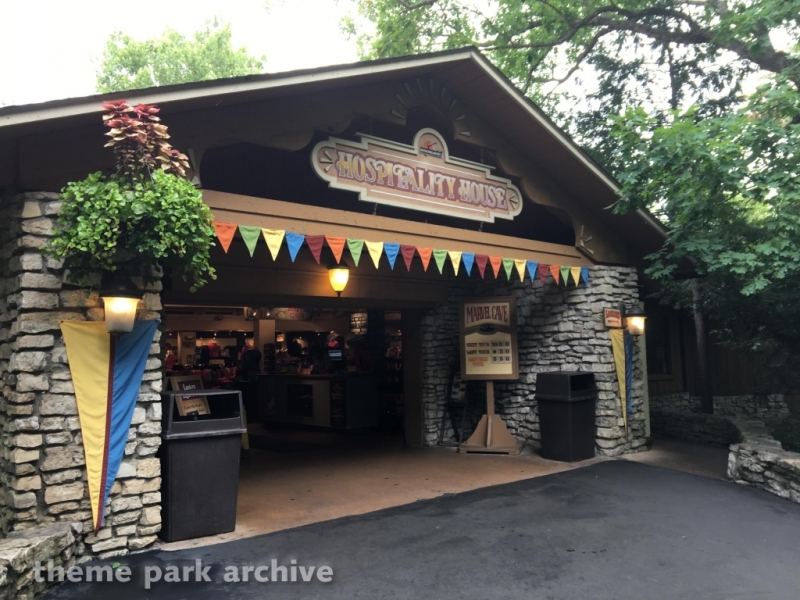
xmin=285 ymin=231 xmax=305 ymax=262
xmin=624 ymin=330 xmax=634 ymax=415
xmin=580 ymin=266 xmax=590 ymax=286
xmin=461 ymin=253 xmax=475 ymax=275
xmin=526 ymin=260 xmax=539 ymax=282
xmin=383 ymin=243 xmax=400 ymax=270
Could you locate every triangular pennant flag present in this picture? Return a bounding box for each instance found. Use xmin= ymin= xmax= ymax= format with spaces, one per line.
xmin=489 ymin=257 xmax=503 ymax=278
xmin=60 ymin=320 xmax=158 ymax=531
xmin=347 ymin=238 xmax=365 ymax=267
xmin=400 ymin=245 xmax=416 ymax=271
xmin=448 ymin=251 xmax=463 ymax=276
xmin=285 ymin=231 xmax=305 ymax=262
xmin=538 ymin=263 xmax=549 ymax=283
xmin=462 ymin=253 xmax=475 ymax=276
xmin=527 ymin=261 xmax=539 ymax=282
xmin=549 ymin=264 xmax=561 ymax=284
xmin=581 ymin=266 xmax=590 ymax=285
xmin=475 ymin=255 xmax=488 ymax=278
xmin=433 ymin=249 xmax=448 ymax=274
xmin=366 ymin=241 xmax=384 ymax=269
xmin=262 ymin=229 xmax=285 ymax=261
xmin=560 ymin=265 xmax=571 ymax=286
xmin=514 ymin=259 xmax=527 ymax=282
xmin=326 ymin=236 xmax=347 ymax=264
xmin=305 ymin=235 xmax=325 ymax=264
xmin=570 ymin=266 xmax=582 ymax=286
xmin=238 ymin=225 xmax=261 ymax=257
xmin=384 ymin=243 xmax=400 ymax=270
xmin=213 ymin=222 xmax=238 ymax=253
xmin=502 ymin=258 xmax=514 ymax=280
xmin=418 ymin=248 xmax=433 ymax=271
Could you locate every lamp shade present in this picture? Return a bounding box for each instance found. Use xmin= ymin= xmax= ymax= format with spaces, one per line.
xmin=625 ymin=304 xmax=646 ymax=337
xmin=100 ymin=274 xmax=141 ymax=334
xmin=328 ymin=264 xmax=350 ymax=297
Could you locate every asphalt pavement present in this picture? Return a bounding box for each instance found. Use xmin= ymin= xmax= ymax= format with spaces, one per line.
xmin=45 ymin=460 xmax=800 ymax=599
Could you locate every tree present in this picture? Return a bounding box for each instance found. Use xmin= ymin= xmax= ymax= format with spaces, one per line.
xmin=348 ymin=1 xmax=800 ymax=392
xmin=96 ymin=20 xmax=265 ymax=93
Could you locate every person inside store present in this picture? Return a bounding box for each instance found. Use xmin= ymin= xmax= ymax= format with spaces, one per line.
xmin=310 ymin=341 xmax=333 ymax=374
xmin=164 ymin=343 xmax=178 ymax=371
xmin=349 ymin=336 xmax=374 ymax=372
xmin=241 ymin=340 xmax=262 ymax=378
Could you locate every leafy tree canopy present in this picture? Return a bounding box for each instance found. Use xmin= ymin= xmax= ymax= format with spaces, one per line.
xmin=96 ymin=19 xmax=265 ymax=93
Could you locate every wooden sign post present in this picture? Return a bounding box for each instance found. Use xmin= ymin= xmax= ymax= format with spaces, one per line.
xmin=457 ymin=297 xmax=523 ymax=455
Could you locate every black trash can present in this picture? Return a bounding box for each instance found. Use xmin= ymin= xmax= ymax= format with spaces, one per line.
xmin=536 ymin=372 xmax=597 ymax=462
xmin=160 ymin=389 xmax=246 ymax=542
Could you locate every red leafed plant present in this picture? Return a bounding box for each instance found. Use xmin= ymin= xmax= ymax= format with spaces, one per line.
xmin=102 ymin=100 xmax=190 ymax=178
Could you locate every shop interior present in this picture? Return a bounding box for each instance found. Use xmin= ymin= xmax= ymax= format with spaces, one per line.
xmin=163 ymin=305 xmax=406 ymax=445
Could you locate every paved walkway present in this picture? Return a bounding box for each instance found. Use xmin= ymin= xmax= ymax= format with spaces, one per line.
xmin=623 ymin=434 xmax=730 ymax=480
xmin=46 ymin=460 xmax=800 ymax=599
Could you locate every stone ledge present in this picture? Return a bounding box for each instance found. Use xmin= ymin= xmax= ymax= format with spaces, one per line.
xmin=650 ymin=409 xmax=741 ymax=446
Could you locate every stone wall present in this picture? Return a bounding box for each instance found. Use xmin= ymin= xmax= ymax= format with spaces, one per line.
xmin=650 ymin=409 xmax=741 ymax=445
xmin=650 ymin=393 xmax=790 ymax=426
xmin=0 ymin=192 xmax=163 ymax=558
xmin=728 ymin=419 xmax=800 ymax=504
xmin=0 ymin=522 xmax=83 ymax=600
xmin=422 ymin=266 xmax=648 ymax=457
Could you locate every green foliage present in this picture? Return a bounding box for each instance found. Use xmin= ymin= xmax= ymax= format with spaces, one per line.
xmin=771 ymin=417 xmax=800 ymax=453
xmin=96 ymin=19 xmax=265 ymax=93
xmin=51 ymin=170 xmax=216 ymax=291
xmin=49 ymin=101 xmax=216 ymax=291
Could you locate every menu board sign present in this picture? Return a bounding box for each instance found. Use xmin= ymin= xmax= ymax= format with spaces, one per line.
xmin=459 ymin=297 xmax=518 ymax=380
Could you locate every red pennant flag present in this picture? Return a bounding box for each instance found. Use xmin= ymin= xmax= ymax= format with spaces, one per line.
xmin=475 ymin=254 xmax=488 ymax=278
xmin=305 ymin=235 xmax=325 ymax=264
xmin=400 ymin=245 xmax=416 ymax=271
xmin=489 ymin=257 xmax=503 ymax=278
xmin=549 ymin=264 xmax=561 ymax=284
xmin=213 ymin=222 xmax=238 ymax=253
xmin=538 ymin=263 xmax=549 ymax=283
xmin=417 ymin=248 xmax=433 ymax=271
xmin=325 ymin=236 xmax=346 ymax=263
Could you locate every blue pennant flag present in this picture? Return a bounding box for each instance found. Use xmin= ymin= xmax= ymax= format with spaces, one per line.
xmin=624 ymin=330 xmax=634 ymax=415
xmin=526 ymin=260 xmax=539 ymax=281
xmin=383 ymin=243 xmax=400 ymax=270
xmin=285 ymin=232 xmax=305 ymax=262
xmin=580 ymin=266 xmax=590 ymax=286
xmin=461 ymin=253 xmax=475 ymax=275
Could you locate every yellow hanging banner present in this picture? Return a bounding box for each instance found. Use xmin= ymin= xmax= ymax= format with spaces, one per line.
xmin=366 ymin=241 xmax=384 ymax=268
xmin=448 ymin=251 xmax=463 ymax=276
xmin=262 ymin=229 xmax=285 ymax=261
xmin=610 ymin=329 xmax=628 ymax=436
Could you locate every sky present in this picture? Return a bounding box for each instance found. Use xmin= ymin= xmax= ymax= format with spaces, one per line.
xmin=0 ymin=0 xmax=364 ymax=107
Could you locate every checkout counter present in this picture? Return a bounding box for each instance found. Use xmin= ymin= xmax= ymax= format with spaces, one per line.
xmin=257 ymin=372 xmax=378 ymax=429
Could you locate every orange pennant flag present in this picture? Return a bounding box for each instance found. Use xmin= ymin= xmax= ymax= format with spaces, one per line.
xmin=417 ymin=248 xmax=433 ymax=271
xmin=549 ymin=264 xmax=561 ymax=284
xmin=213 ymin=222 xmax=238 ymax=253
xmin=325 ymin=236 xmax=347 ymax=263
xmin=489 ymin=257 xmax=503 ymax=278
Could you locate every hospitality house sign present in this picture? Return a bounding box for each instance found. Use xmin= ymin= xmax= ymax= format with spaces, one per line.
xmin=312 ymin=128 xmax=523 ymax=223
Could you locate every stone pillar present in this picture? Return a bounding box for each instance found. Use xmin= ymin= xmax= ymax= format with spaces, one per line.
xmin=0 ymin=192 xmax=164 ymax=558
xmin=420 ymin=266 xmax=648 ymax=456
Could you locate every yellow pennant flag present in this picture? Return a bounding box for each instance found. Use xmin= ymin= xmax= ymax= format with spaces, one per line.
xmin=448 ymin=251 xmax=462 ymax=276
xmin=262 ymin=229 xmax=285 ymax=261
xmin=514 ymin=259 xmax=527 ymax=281
xmin=610 ymin=329 xmax=628 ymax=435
xmin=366 ymin=241 xmax=384 ymax=268
xmin=570 ymin=266 xmax=582 ymax=286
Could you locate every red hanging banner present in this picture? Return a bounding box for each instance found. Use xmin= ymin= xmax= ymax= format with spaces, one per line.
xmin=325 ymin=236 xmax=346 ymax=263
xmin=305 ymin=235 xmax=325 ymax=264
xmin=417 ymin=248 xmax=433 ymax=271
xmin=213 ymin=222 xmax=238 ymax=253
xmin=400 ymin=245 xmax=416 ymax=271
xmin=538 ymin=263 xmax=549 ymax=283
xmin=475 ymin=254 xmax=488 ymax=278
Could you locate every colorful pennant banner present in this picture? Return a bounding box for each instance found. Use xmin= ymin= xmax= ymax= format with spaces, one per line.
xmin=211 ymin=222 xmax=591 ymax=287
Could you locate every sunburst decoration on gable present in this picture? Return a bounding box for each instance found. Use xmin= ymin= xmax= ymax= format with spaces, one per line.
xmin=389 ymin=77 xmax=471 ymax=138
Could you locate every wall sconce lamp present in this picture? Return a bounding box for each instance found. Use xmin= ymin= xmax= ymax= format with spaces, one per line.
xmin=621 ymin=303 xmax=646 ymax=337
xmin=100 ymin=274 xmax=142 ymax=334
xmin=328 ymin=264 xmax=350 ymax=297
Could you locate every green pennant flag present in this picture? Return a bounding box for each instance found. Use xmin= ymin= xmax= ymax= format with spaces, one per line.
xmin=502 ymin=258 xmax=514 ymax=280
xmin=238 ymin=226 xmax=261 ymax=257
xmin=347 ymin=238 xmax=365 ymax=267
xmin=433 ymin=249 xmax=448 ymax=274
xmin=560 ymin=265 xmax=571 ymax=286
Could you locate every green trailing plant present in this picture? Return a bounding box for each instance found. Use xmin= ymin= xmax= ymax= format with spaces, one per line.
xmin=49 ymin=100 xmax=216 ymax=291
